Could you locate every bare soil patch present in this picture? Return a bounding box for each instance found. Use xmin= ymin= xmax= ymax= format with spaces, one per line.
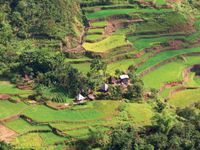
xmin=0 ymin=124 xmax=17 ymax=142
xmin=0 ymin=94 xmax=11 ymax=100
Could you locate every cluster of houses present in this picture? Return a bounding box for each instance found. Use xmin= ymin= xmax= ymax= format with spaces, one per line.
xmin=74 ymin=74 xmax=130 ymax=103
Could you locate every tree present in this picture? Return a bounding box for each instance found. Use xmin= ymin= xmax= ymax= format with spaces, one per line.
xmin=115 ymin=69 xmax=124 ymax=77
xmin=87 ymin=127 xmax=110 ymax=149
xmin=0 ymin=141 xmax=14 ymax=150
xmin=18 ymin=49 xmax=58 ymax=76
xmin=152 ymin=112 xmax=176 ymax=134
xmin=146 ymin=133 xmax=168 ymax=150
xmin=87 ymin=58 xmax=107 ymax=91
xmin=109 ymin=85 xmax=123 ymax=100
xmin=124 ymin=82 xmax=144 ymax=102
xmin=0 ymin=21 xmax=13 ymax=45
xmin=176 ymin=107 xmax=196 ymax=121
xmin=90 ymin=58 xmax=107 ymax=76
xmin=108 ymin=124 xmax=137 ymax=150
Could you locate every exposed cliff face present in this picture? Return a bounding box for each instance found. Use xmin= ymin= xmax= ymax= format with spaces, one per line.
xmin=0 ymin=0 xmax=84 ymax=41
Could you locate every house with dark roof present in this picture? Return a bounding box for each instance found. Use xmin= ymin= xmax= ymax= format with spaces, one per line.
xmin=100 ymin=83 xmax=109 ymax=92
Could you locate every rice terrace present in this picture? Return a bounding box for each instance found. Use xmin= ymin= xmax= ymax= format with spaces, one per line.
xmin=0 ymin=0 xmax=200 ymax=149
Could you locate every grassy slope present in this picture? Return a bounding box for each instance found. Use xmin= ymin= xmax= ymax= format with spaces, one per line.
xmin=142 ymin=56 xmax=200 ymax=89
xmin=136 ymin=46 xmax=200 ymax=74
xmin=5 ymin=118 xmax=50 ymax=134
xmin=0 ymin=101 xmax=28 ymax=119
xmin=83 ymin=34 xmax=131 ymax=52
xmin=0 ymin=81 xmax=32 ymax=95
xmin=126 ymin=103 xmax=154 ymax=125
xmin=142 ymin=61 xmax=184 ymax=89
xmin=169 ymin=89 xmax=200 ymax=108
xmin=86 ymin=8 xmax=172 ymax=19
xmin=12 ymin=132 xmax=67 ymax=148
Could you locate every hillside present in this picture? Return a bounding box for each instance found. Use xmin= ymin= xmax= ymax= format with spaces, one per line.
xmin=0 ymin=0 xmax=200 ymax=149
xmin=0 ymin=0 xmax=84 ymax=50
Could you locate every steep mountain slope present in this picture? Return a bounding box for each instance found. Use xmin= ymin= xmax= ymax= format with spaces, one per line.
xmin=0 ymin=0 xmax=84 ymax=49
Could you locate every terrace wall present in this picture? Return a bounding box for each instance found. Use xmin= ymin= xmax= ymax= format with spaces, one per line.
xmin=139 ymin=52 xmax=200 ymax=77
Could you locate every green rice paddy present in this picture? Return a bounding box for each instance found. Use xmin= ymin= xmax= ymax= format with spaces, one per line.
xmin=169 ymin=89 xmax=200 ymax=108
xmin=86 ymin=8 xmax=172 ymax=19
xmin=5 ymin=118 xmax=50 ymax=134
xmin=0 ymin=81 xmax=32 ymax=95
xmin=136 ymin=46 xmax=200 ymax=74
xmin=83 ymin=34 xmax=131 ymax=52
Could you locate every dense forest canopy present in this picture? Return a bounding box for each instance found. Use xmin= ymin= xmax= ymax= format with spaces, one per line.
xmin=0 ymin=0 xmax=83 ymax=40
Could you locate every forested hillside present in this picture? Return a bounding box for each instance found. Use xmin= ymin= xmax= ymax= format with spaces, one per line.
xmin=0 ymin=0 xmax=84 ymax=49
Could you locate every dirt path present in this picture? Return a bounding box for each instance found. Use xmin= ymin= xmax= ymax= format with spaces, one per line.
xmin=0 ymin=124 xmax=17 ymax=142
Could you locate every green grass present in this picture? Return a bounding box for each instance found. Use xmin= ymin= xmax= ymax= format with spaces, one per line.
xmin=50 ymin=119 xmax=118 ymax=132
xmin=193 ymin=76 xmax=200 ymax=85
xmin=186 ymin=72 xmax=200 ymax=87
xmin=0 ymin=81 xmax=32 ymax=95
xmin=107 ymin=59 xmax=135 ymax=75
xmin=128 ymin=35 xmax=185 ymax=51
xmin=12 ymin=132 xmax=67 ymax=148
xmin=5 ymin=118 xmax=50 ymax=134
xmin=85 ymin=34 xmax=102 ymax=41
xmin=142 ymin=61 xmax=184 ymax=89
xmin=23 ymin=105 xmax=103 ymax=122
xmin=91 ymin=21 xmax=107 ymax=27
xmin=159 ymin=86 xmax=181 ymax=98
xmin=169 ymin=89 xmax=200 ymax=108
xmin=154 ymin=0 xmax=167 ymax=6
xmin=87 ymin=28 xmax=104 ymax=34
xmin=64 ymin=57 xmax=91 ymax=63
xmin=40 ymin=133 xmax=67 ymax=145
xmin=126 ymin=103 xmax=154 ymax=125
xmin=71 ymin=62 xmax=91 ymax=74
xmin=12 ymin=133 xmax=43 ymax=148
xmin=23 ymin=101 xmax=119 ymax=122
xmin=36 ymin=86 xmax=74 ymax=103
xmin=0 ymin=101 xmax=28 ymax=119
xmin=83 ymin=34 xmax=131 ymax=52
xmin=66 ymin=128 xmax=90 ymax=137
xmin=142 ymin=56 xmax=200 ymax=89
xmin=136 ymin=46 xmax=200 ymax=74
xmin=86 ymin=8 xmax=172 ymax=19
xmin=194 ymin=20 xmax=200 ymax=30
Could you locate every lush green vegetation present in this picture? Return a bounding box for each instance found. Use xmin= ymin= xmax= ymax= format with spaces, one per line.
xmin=5 ymin=118 xmax=50 ymax=134
xmin=91 ymin=21 xmax=107 ymax=27
xmin=169 ymin=89 xmax=200 ymax=108
xmin=0 ymin=81 xmax=31 ymax=95
xmin=86 ymin=8 xmax=172 ymax=19
xmin=0 ymin=0 xmax=83 ymax=40
xmin=0 ymin=101 xmax=27 ymax=119
xmin=136 ymin=46 xmax=200 ymax=73
xmin=85 ymin=34 xmax=102 ymax=41
xmin=83 ymin=34 xmax=131 ymax=52
xmin=142 ymin=61 xmax=184 ymax=89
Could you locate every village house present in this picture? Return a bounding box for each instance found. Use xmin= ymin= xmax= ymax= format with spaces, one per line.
xmin=75 ymin=93 xmax=85 ymax=103
xmin=100 ymin=83 xmax=109 ymax=92
xmin=120 ymin=74 xmax=129 ymax=84
xmin=108 ymin=76 xmax=118 ymax=84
